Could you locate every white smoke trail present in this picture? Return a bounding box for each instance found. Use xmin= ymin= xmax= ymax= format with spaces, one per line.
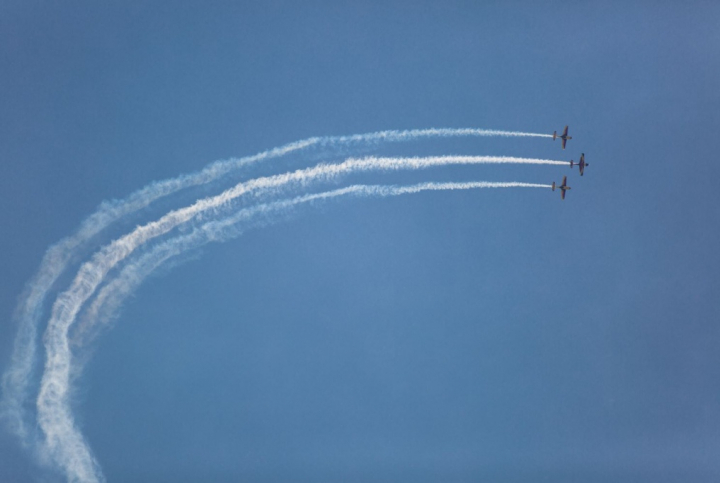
xmin=1 ymin=127 xmax=551 ymax=445
xmin=41 ymin=180 xmax=550 ymax=483
xmin=328 ymin=128 xmax=553 ymax=140
xmin=37 ymin=155 xmax=558 ymax=482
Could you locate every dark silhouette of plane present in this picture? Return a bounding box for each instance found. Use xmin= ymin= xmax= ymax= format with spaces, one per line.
xmin=552 ymin=175 xmax=571 ymax=200
xmin=570 ymin=153 xmax=589 ymax=176
xmin=553 ymin=125 xmax=572 ymax=149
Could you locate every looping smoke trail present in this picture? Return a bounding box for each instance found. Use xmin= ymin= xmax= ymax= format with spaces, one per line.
xmin=1 ymin=128 xmax=551 ymax=447
xmin=36 ymin=159 xmax=555 ymax=482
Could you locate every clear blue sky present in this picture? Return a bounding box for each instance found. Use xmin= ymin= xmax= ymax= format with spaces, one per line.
xmin=1 ymin=2 xmax=719 ymax=482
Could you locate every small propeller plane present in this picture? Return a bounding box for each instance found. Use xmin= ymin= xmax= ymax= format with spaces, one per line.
xmin=570 ymin=153 xmax=589 ymax=176
xmin=551 ymin=175 xmax=571 ymax=200
xmin=552 ymin=125 xmax=572 ymax=149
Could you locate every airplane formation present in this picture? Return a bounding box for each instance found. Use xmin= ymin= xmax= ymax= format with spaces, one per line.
xmin=551 ymin=125 xmax=588 ymax=200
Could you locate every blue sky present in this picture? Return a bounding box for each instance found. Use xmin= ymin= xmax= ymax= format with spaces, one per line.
xmin=1 ymin=2 xmax=720 ymax=482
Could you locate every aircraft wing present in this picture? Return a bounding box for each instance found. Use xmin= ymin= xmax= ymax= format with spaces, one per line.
xmin=562 ymin=125 xmax=569 ymax=136
xmin=561 ymin=138 xmax=567 ymax=149
xmin=561 ymin=176 xmax=567 ymax=187
xmin=561 ymin=190 xmax=566 ymax=200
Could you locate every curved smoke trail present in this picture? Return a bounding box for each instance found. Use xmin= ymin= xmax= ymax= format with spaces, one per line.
xmin=1 ymin=128 xmax=551 ymax=447
xmin=35 ymin=153 xmax=561 ymax=482
xmin=42 ymin=180 xmax=552 ymax=483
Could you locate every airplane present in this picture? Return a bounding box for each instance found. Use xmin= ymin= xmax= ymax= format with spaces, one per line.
xmin=551 ymin=175 xmax=571 ymax=200
xmin=552 ymin=125 xmax=572 ymax=149
xmin=570 ymin=153 xmax=589 ymax=176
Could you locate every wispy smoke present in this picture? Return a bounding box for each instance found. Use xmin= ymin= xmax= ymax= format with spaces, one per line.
xmin=2 ymin=128 xmax=558 ymax=483
xmin=1 ymin=129 xmax=551 ymax=448
xmin=37 ymin=175 xmax=551 ymax=483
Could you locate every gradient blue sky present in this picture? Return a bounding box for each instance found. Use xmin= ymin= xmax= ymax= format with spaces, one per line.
xmin=2 ymin=2 xmax=720 ymax=482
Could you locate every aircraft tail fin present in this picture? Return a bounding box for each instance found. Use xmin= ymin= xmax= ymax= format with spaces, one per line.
xmin=570 ymin=160 xmax=574 ymax=168
xmin=552 ymin=131 xmax=557 ymax=140
xmin=552 ymin=182 xmax=556 ymax=191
